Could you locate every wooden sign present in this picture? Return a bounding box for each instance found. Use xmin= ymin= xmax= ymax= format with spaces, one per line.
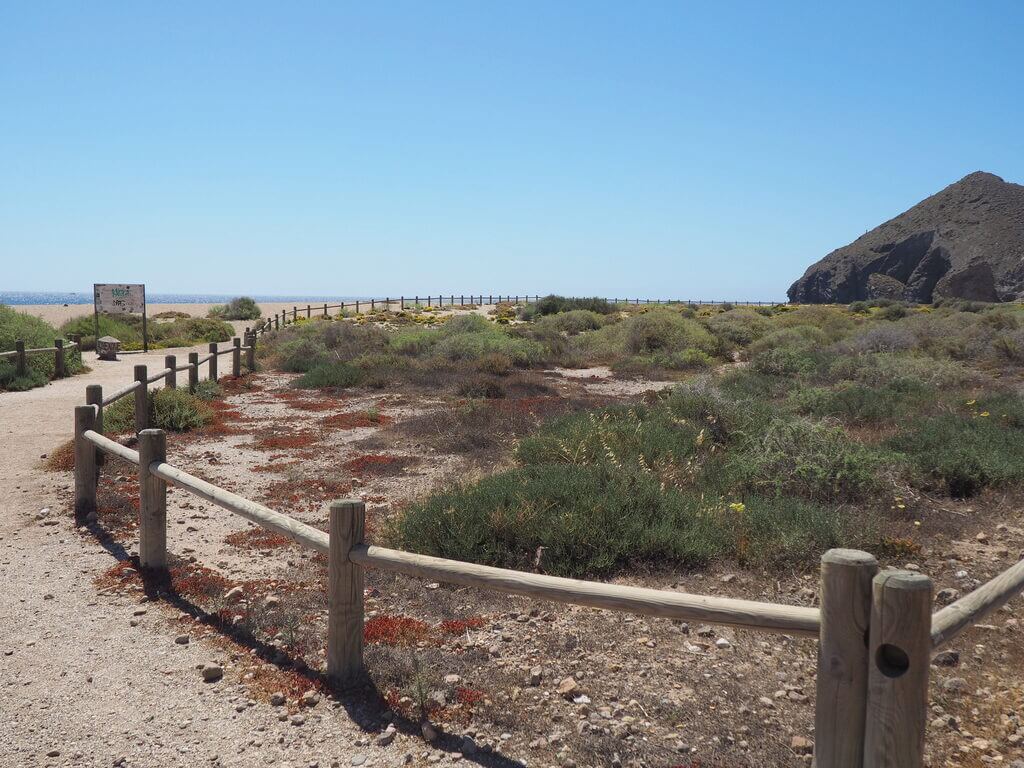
xmin=94 ymin=283 xmax=146 ymax=315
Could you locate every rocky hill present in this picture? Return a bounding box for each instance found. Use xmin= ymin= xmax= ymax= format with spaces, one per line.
xmin=788 ymin=172 xmax=1024 ymax=303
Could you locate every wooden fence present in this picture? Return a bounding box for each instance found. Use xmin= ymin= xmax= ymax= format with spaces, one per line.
xmin=246 ymin=295 xmax=785 ymax=336
xmin=69 ymin=331 xmax=1024 ymax=768
xmin=0 ymin=335 xmax=82 ymax=380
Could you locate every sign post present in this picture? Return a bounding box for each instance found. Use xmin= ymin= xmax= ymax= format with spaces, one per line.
xmin=93 ymin=284 xmax=148 ymax=352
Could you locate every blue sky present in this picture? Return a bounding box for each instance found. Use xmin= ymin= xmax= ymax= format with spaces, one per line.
xmin=2 ymin=2 xmax=1022 ymax=300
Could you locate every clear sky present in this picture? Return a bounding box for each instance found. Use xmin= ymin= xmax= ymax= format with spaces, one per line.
xmin=2 ymin=2 xmax=1022 ymax=300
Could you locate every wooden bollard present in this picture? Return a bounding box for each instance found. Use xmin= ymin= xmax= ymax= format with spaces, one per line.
xmin=274 ymin=314 xmax=279 ymax=330
xmin=816 ymin=549 xmax=878 ymax=768
xmin=323 ymin=303 xmax=328 ymax=318
xmin=134 ymin=365 xmax=148 ymax=433
xmin=85 ymin=384 xmax=104 ymax=468
xmin=54 ymin=339 xmax=65 ymax=378
xmin=188 ymin=352 xmax=199 ymax=393
xmin=306 ymin=304 xmax=311 ymax=318
xmin=73 ymin=404 xmax=97 ymax=523
xmin=138 ymin=429 xmax=167 ymax=570
xmin=864 ymin=570 xmax=932 ymax=768
xmin=15 ymin=339 xmax=26 ymax=377
xmin=232 ymin=338 xmax=241 ymax=377
xmin=327 ymin=499 xmax=365 ymax=685
xmin=208 ymin=342 xmax=218 ymax=382
xmin=246 ymin=333 xmax=256 ymax=372
xmin=164 ymin=355 xmax=177 ymax=389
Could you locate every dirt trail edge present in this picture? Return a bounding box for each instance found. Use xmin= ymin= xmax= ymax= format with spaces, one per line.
xmin=0 ymin=348 xmax=394 ymax=768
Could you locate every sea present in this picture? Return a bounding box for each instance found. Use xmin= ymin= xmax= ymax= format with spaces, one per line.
xmin=1 ymin=291 xmax=362 ymax=306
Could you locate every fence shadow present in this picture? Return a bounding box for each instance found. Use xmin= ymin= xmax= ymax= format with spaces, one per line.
xmin=79 ymin=519 xmax=525 ymax=768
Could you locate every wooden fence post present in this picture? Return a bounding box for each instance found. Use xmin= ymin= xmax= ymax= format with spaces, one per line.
xmin=15 ymin=340 xmax=26 ymax=377
xmin=208 ymin=343 xmax=218 ymax=382
xmin=274 ymin=314 xmax=279 ymax=330
xmin=246 ymin=333 xmax=256 ymax=372
xmin=232 ymin=337 xmax=241 ymax=377
xmin=328 ymin=499 xmax=365 ymax=685
xmin=54 ymin=339 xmax=65 ymax=378
xmin=85 ymin=384 xmax=104 ymax=468
xmin=863 ymin=570 xmax=932 ymax=768
xmin=306 ymin=304 xmax=311 ymax=318
xmin=816 ymin=549 xmax=878 ymax=768
xmin=138 ymin=429 xmax=167 ymax=570
xmin=74 ymin=404 xmax=97 ymax=523
xmin=134 ymin=365 xmax=148 ymax=433
xmin=188 ymin=352 xmax=199 ymax=393
xmin=165 ymin=355 xmax=177 ymax=388
xmin=324 ymin=303 xmax=328 ymax=317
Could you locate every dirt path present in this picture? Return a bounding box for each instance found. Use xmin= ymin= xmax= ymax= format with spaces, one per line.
xmin=0 ymin=348 xmax=397 ymax=768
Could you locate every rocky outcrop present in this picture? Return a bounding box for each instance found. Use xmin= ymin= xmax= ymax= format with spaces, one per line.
xmin=788 ymin=172 xmax=1024 ymax=303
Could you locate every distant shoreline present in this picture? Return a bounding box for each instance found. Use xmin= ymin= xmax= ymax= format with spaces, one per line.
xmin=2 ymin=291 xmax=360 ymax=306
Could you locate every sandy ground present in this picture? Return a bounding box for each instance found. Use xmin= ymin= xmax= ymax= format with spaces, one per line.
xmin=13 ymin=301 xmax=500 ymax=329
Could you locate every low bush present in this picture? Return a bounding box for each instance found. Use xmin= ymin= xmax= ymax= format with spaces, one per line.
xmin=733 ymin=416 xmax=888 ymax=502
xmin=0 ymin=304 xmax=84 ymax=391
xmin=60 ymin=314 xmax=232 ymax=351
xmin=103 ymin=388 xmax=213 ymax=433
xmin=573 ymin=309 xmax=718 ymax=366
xmin=530 ymin=310 xmax=608 ymax=335
xmin=521 ymin=295 xmax=615 ymax=319
xmin=208 ymin=297 xmax=262 ymax=320
xmin=292 ymin=361 xmax=365 ymax=389
xmin=393 ymin=464 xmax=848 ymax=577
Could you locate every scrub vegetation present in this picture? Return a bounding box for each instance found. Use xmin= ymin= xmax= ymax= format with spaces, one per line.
xmin=0 ymin=304 xmax=85 ymax=391
xmin=260 ymin=295 xmax=1024 ymax=577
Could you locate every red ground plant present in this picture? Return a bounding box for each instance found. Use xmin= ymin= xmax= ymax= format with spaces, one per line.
xmin=224 ymin=528 xmax=294 ymax=550
xmin=343 ymin=454 xmax=411 ymax=476
xmin=322 ymin=411 xmax=391 ymax=430
xmin=363 ymin=615 xmax=431 ymax=646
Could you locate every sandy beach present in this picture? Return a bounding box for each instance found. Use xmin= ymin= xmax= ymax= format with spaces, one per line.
xmin=11 ymin=301 xmax=340 ymax=328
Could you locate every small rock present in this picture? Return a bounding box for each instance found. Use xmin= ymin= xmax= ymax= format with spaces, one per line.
xmin=461 ymin=736 xmax=477 ymax=755
xmin=715 ymin=638 xmax=731 ymax=649
xmin=443 ymin=674 xmax=461 ymax=685
xmin=224 ymin=586 xmax=244 ymax=603
xmin=421 ymin=722 xmax=437 ymax=742
xmin=377 ymin=725 xmax=397 ymax=747
xmin=174 ymin=635 xmax=190 ymax=645
xmin=351 ymin=755 xmax=367 ymax=766
xmin=557 ymin=677 xmax=579 ymax=698
xmin=201 ymin=663 xmax=223 ymax=683
xmin=290 ymin=714 xmax=305 ymax=726
xmin=791 ymin=736 xmax=813 ymax=755
xmin=528 ymin=665 xmax=543 ymax=686
xmin=696 ymin=625 xmax=715 ymax=638
xmin=976 ymin=532 xmax=989 ymax=544
xmin=932 ymin=650 xmax=960 ymax=667
xmin=270 ymin=692 xmax=286 ymax=706
xmin=936 ymin=588 xmax=960 ymax=605
xmin=942 ymin=677 xmax=968 ymax=694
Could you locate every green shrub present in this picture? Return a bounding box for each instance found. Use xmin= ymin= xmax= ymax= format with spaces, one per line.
xmin=751 ymin=347 xmax=822 ymax=377
xmin=208 ymin=297 xmax=262 ymax=320
xmin=60 ymin=314 xmax=232 ymax=351
xmin=292 ymin=361 xmax=364 ymax=389
xmin=734 ymin=416 xmax=887 ymax=502
xmin=274 ymin=337 xmax=331 ymax=372
xmin=705 ymin=308 xmax=772 ymax=348
xmin=888 ymin=396 xmax=1024 ymax=497
xmin=193 ymin=379 xmax=223 ymax=401
xmin=531 ymin=309 xmax=608 ymax=335
xmin=0 ymin=304 xmax=84 ymax=391
xmin=103 ymin=388 xmax=212 ymax=433
xmin=574 ymin=309 xmax=717 ymax=366
xmin=524 ymin=295 xmax=615 ymax=319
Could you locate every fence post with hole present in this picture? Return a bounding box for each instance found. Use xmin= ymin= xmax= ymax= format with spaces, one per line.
xmin=74 ymin=404 xmax=97 ymax=523
xmin=232 ymin=337 xmax=241 ymax=377
xmin=134 ymin=365 xmax=148 ymax=433
xmin=816 ymin=549 xmax=878 ymax=768
xmin=138 ymin=429 xmax=168 ymax=570
xmin=86 ymin=384 xmax=104 ymax=468
xmin=863 ymin=570 xmax=932 ymax=767
xmin=165 ymin=355 xmax=176 ymax=389
xmin=188 ymin=352 xmax=199 ymax=393
xmin=328 ymin=498 xmax=365 ymax=685
xmin=54 ymin=339 xmax=65 ymax=378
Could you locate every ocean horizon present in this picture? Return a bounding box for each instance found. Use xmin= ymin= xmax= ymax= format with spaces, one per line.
xmin=2 ymin=291 xmax=370 ymax=306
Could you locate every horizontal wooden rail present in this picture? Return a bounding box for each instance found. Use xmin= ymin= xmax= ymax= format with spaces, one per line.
xmin=101 ymin=380 xmax=141 ymax=406
xmin=145 ymin=367 xmax=173 ymax=384
xmin=148 ymin=461 xmax=329 ymax=553
xmin=931 ymin=556 xmax=1024 ymax=648
xmin=197 ymin=353 xmax=214 ymax=365
xmin=83 ymin=430 xmax=141 ymax=464
xmin=350 ymin=544 xmax=820 ymax=636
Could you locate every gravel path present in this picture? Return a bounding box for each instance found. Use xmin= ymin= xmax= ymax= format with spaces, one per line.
xmin=0 ymin=347 xmax=396 ymax=768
